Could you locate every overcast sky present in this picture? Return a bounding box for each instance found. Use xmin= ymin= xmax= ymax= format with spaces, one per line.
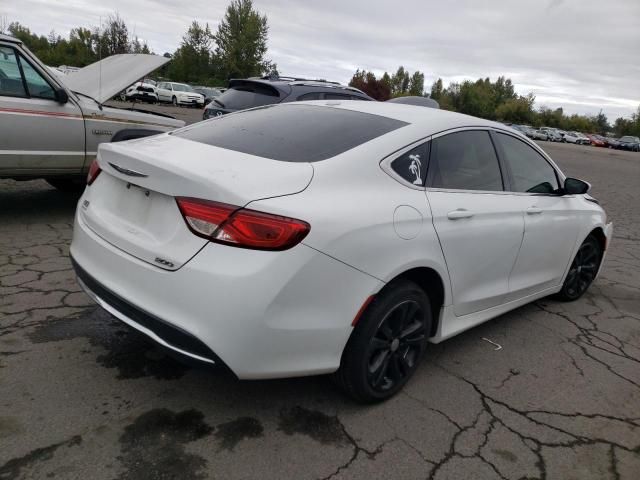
xmin=4 ymin=0 xmax=639 ymax=119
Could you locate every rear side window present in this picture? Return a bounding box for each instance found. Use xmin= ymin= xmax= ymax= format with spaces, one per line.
xmin=495 ymin=133 xmax=559 ymax=194
xmin=175 ymin=104 xmax=408 ymax=162
xmin=217 ymin=83 xmax=280 ymax=110
xmin=428 ymin=131 xmax=503 ymax=191
xmin=325 ymin=93 xmax=351 ymax=100
xmin=297 ymin=92 xmax=322 ymax=101
xmin=390 ymin=143 xmax=429 ymax=186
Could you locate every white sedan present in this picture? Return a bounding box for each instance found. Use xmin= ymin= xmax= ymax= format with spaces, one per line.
xmin=156 ymin=81 xmax=204 ymax=107
xmin=71 ymin=102 xmax=612 ymax=402
xmin=563 ymin=132 xmax=588 ymax=145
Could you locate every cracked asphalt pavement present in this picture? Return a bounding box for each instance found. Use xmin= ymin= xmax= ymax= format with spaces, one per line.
xmin=1 ymin=142 xmax=639 ymax=479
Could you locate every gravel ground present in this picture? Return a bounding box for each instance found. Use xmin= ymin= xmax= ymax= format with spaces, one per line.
xmin=1 ymin=140 xmax=639 ymax=480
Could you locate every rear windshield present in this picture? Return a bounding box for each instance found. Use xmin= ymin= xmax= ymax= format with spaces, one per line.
xmin=174 ymin=104 xmax=408 ymax=162
xmin=215 ymin=83 xmax=281 ymax=110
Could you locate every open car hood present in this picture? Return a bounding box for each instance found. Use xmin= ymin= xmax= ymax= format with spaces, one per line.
xmin=62 ymin=54 xmax=169 ymax=104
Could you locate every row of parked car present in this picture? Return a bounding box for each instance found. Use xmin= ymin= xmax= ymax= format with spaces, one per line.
xmin=508 ymin=125 xmax=640 ymax=151
xmin=123 ymin=79 xmax=226 ymax=107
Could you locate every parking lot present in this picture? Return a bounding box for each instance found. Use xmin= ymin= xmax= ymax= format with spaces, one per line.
xmin=1 ymin=125 xmax=639 ymax=479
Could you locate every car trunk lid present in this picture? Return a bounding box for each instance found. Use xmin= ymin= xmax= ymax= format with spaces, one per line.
xmin=79 ymin=134 xmax=313 ymax=270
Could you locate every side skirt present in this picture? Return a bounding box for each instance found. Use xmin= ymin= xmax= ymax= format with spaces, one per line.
xmin=429 ymin=285 xmax=560 ymax=343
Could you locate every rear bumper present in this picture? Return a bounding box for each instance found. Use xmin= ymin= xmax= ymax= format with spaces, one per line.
xmin=70 ymin=210 xmax=382 ymax=379
xmin=73 ymin=257 xmax=225 ymax=366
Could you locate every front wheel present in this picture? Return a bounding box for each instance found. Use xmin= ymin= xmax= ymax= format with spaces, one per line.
xmin=555 ymin=234 xmax=602 ymax=301
xmin=335 ymin=280 xmax=432 ymax=403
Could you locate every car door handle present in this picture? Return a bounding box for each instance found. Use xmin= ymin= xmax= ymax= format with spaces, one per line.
xmin=526 ymin=206 xmax=543 ymax=215
xmin=447 ymin=209 xmax=474 ymax=220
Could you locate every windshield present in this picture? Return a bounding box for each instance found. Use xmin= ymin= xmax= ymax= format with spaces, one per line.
xmin=175 ymin=104 xmax=408 ymax=162
xmin=172 ymin=84 xmax=194 ymax=92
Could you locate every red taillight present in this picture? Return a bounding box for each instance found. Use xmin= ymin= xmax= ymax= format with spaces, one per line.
xmin=176 ymin=197 xmax=310 ymax=251
xmin=87 ymin=159 xmax=102 ymax=185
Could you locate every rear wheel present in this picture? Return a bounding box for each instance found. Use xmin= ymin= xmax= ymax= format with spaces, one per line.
xmin=555 ymin=234 xmax=602 ymax=301
xmin=335 ymin=280 xmax=431 ymax=403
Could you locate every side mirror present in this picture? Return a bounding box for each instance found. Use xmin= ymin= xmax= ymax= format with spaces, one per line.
xmin=54 ymin=87 xmax=69 ymax=104
xmin=563 ymin=177 xmax=590 ymax=195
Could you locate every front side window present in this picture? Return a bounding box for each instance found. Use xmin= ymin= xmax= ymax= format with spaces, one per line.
xmin=495 ymin=133 xmax=559 ymax=194
xmin=428 ymin=130 xmax=503 ymax=191
xmin=0 ymin=46 xmax=27 ymax=97
xmin=19 ymin=56 xmax=55 ymax=99
xmin=390 ymin=143 xmax=429 ymax=186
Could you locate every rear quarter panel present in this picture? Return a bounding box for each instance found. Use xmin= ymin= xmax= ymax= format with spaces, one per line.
xmin=246 ymin=134 xmax=453 ymax=306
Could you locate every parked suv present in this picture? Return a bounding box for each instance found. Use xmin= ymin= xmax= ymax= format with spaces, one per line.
xmin=0 ymin=34 xmax=184 ymax=191
xmin=202 ymin=76 xmax=373 ymax=119
xmin=156 ymin=82 xmax=204 ymax=107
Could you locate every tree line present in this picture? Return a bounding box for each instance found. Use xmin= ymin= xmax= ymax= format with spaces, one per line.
xmin=350 ymin=70 xmax=639 ymax=137
xmin=2 ymin=0 xmax=274 ymax=86
xmin=3 ymin=3 xmax=638 ymax=137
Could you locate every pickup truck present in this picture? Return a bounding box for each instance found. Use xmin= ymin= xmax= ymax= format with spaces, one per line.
xmin=0 ymin=33 xmax=184 ymax=191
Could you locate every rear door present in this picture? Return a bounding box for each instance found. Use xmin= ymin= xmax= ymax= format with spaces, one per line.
xmin=426 ymin=129 xmax=524 ymax=316
xmin=492 ymin=131 xmax=581 ymax=299
xmin=0 ymin=44 xmax=85 ymax=176
xmin=156 ymin=82 xmax=171 ymax=102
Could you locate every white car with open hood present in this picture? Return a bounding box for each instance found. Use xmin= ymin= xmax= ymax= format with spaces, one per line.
xmin=71 ymin=101 xmax=612 ymax=402
xmin=0 ymin=33 xmax=184 ymax=191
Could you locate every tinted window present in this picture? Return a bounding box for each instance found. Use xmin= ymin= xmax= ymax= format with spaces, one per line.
xmin=20 ymin=57 xmax=55 ymax=99
xmin=391 ymin=143 xmax=429 ymax=186
xmin=175 ymin=104 xmax=408 ymax=162
xmin=217 ymin=84 xmax=280 ymax=110
xmin=325 ymin=93 xmax=351 ymax=100
xmin=429 ymin=131 xmax=503 ymax=191
xmin=296 ymin=92 xmax=322 ymax=101
xmin=0 ymin=46 xmax=27 ymax=97
xmin=496 ymin=133 xmax=559 ymax=194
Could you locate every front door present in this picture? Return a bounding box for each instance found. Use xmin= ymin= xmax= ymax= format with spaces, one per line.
xmin=491 ymin=131 xmax=582 ymax=299
xmin=426 ymin=130 xmax=524 ymax=317
xmin=0 ymin=44 xmax=85 ymax=177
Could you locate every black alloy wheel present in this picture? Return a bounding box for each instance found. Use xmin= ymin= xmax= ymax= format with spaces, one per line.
xmin=366 ymin=300 xmax=427 ymax=392
xmin=335 ymin=280 xmax=432 ymax=403
xmin=556 ymin=235 xmax=602 ymax=301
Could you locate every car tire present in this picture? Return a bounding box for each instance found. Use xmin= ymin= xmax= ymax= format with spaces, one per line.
xmin=335 ymin=280 xmax=432 ymax=403
xmin=172 ymin=96 xmax=178 ymax=107
xmin=46 ymin=178 xmax=85 ymax=193
xmin=555 ymin=234 xmax=602 ymax=302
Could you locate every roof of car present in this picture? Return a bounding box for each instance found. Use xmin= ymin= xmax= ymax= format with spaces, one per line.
xmin=0 ymin=34 xmax=21 ymax=44
xmin=297 ymin=100 xmax=508 ymax=133
xmin=229 ymin=77 xmax=370 ymax=97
